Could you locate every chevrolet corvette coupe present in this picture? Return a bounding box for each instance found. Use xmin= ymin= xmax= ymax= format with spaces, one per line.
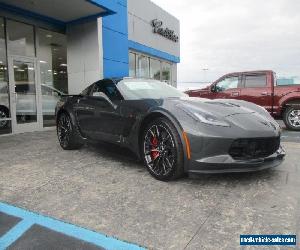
xmin=56 ymin=78 xmax=285 ymax=181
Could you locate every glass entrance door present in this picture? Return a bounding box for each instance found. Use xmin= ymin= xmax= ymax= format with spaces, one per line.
xmin=8 ymin=56 xmax=41 ymax=133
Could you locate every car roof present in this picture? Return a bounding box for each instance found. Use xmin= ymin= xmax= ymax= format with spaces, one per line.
xmin=109 ymin=77 xmax=162 ymax=84
xmin=223 ymin=70 xmax=274 ymax=76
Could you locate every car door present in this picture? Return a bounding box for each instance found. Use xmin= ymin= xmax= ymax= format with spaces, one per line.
xmin=210 ymin=75 xmax=241 ymax=99
xmin=239 ymin=72 xmax=273 ymax=112
xmin=76 ymin=80 xmax=124 ymax=142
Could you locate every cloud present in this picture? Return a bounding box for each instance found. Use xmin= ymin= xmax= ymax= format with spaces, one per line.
xmin=151 ymin=0 xmax=300 ymax=84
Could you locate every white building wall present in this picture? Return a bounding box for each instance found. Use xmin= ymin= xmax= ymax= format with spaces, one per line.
xmin=66 ymin=19 xmax=103 ymax=94
xmin=128 ymin=0 xmax=180 ymax=86
xmin=128 ymin=0 xmax=180 ymax=57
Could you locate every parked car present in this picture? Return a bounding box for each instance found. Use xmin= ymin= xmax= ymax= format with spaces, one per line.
xmin=0 ymin=83 xmax=64 ymax=128
xmin=56 ymin=78 xmax=285 ymax=181
xmin=185 ymin=70 xmax=300 ymax=130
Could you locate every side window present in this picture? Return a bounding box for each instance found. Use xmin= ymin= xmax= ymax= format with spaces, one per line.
xmin=92 ymin=80 xmax=123 ymax=102
xmin=244 ymin=74 xmax=267 ymax=87
xmin=215 ymin=76 xmax=239 ymax=92
xmin=81 ymin=85 xmax=92 ymax=96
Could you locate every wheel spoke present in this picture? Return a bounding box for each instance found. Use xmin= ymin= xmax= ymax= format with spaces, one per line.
xmin=155 ymin=125 xmax=160 ymax=138
xmin=143 ymin=124 xmax=176 ymax=177
xmin=288 ymin=109 xmax=300 ymax=128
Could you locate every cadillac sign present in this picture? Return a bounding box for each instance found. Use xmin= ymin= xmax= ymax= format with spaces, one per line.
xmin=151 ymin=19 xmax=179 ymax=43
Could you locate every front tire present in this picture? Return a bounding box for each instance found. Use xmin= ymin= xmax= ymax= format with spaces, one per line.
xmin=141 ymin=117 xmax=184 ymax=181
xmin=57 ymin=112 xmax=83 ymax=150
xmin=283 ymin=106 xmax=300 ymax=131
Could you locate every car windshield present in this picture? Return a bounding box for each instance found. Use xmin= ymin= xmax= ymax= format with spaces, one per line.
xmin=117 ymin=79 xmax=187 ymax=100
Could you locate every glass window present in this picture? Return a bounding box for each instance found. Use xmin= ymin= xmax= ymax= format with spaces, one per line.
xmin=92 ymin=80 xmax=123 ymax=102
xmin=13 ymin=60 xmax=37 ymax=124
xmin=277 ymin=76 xmax=300 ymax=86
xmin=7 ymin=20 xmax=35 ymax=57
xmin=215 ymin=77 xmax=239 ymax=92
xmin=244 ymin=74 xmax=267 ymax=88
xmin=161 ymin=62 xmax=172 ymax=83
xmin=117 ymin=79 xmax=186 ymax=100
xmin=150 ymin=58 xmax=161 ymax=80
xmin=129 ymin=52 xmax=136 ymax=77
xmin=136 ymin=54 xmax=149 ymax=78
xmin=0 ymin=18 xmax=11 ymax=134
xmin=38 ymin=28 xmax=68 ymax=127
xmin=128 ymin=51 xmax=173 ymax=83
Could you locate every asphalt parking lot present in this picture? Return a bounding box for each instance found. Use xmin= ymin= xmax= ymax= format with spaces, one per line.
xmin=0 ymin=126 xmax=299 ymax=249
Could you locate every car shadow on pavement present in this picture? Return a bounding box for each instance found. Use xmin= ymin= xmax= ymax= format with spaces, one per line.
xmin=85 ymin=141 xmax=281 ymax=187
xmin=86 ymin=141 xmax=142 ymax=164
xmin=183 ymin=169 xmax=284 ymax=192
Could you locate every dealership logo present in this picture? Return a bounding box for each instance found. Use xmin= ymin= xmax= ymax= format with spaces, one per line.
xmin=151 ymin=19 xmax=179 ymax=43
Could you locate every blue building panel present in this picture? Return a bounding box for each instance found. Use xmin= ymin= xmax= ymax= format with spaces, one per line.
xmin=102 ymin=0 xmax=129 ymax=78
xmin=103 ymin=59 xmax=129 ymax=78
xmin=128 ymin=40 xmax=180 ymax=64
xmin=88 ymin=0 xmax=119 ymax=14
xmin=102 ymin=3 xmax=128 ymax=35
xmin=102 ymin=27 xmax=129 ymax=63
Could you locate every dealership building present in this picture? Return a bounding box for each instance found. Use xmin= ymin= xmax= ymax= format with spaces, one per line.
xmin=0 ymin=0 xmax=180 ymax=135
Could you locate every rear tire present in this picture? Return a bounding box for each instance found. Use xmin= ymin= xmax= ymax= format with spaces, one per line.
xmin=283 ymin=106 xmax=300 ymax=131
xmin=141 ymin=117 xmax=184 ymax=181
xmin=57 ymin=112 xmax=83 ymax=150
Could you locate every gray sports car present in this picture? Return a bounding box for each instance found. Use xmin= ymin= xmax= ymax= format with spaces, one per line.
xmin=56 ymin=78 xmax=285 ymax=181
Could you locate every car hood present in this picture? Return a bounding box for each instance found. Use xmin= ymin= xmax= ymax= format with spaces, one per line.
xmin=161 ymin=97 xmax=280 ymax=137
xmin=170 ymin=97 xmax=256 ymax=118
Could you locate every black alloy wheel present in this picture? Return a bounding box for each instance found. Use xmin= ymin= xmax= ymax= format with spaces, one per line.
xmin=142 ymin=117 xmax=184 ymax=181
xmin=57 ymin=112 xmax=83 ymax=150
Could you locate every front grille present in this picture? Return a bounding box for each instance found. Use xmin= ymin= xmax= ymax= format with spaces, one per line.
xmin=229 ymin=137 xmax=280 ymax=160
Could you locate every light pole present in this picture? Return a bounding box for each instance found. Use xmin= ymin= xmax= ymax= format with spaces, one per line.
xmin=202 ymin=68 xmax=209 ymax=83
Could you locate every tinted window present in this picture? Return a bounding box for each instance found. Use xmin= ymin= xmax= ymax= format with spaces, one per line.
xmin=92 ymin=80 xmax=123 ymax=102
xmin=244 ymin=74 xmax=267 ymax=87
xmin=215 ymin=76 xmax=239 ymax=92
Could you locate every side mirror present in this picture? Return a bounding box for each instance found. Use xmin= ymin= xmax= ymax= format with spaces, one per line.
xmin=211 ymin=84 xmax=216 ymax=92
xmin=92 ymin=92 xmax=117 ymax=109
xmin=53 ymin=91 xmax=60 ymax=97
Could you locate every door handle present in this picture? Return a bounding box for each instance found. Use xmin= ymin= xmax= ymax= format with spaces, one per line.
xmin=261 ymin=92 xmax=270 ymax=96
xmin=231 ymin=92 xmax=239 ymax=97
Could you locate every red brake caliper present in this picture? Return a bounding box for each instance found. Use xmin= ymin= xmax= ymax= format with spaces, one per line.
xmin=151 ymin=136 xmax=159 ymax=160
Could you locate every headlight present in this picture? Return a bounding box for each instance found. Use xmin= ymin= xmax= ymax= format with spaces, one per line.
xmin=177 ymin=104 xmax=230 ymax=127
xmin=193 ymin=112 xmax=230 ymax=127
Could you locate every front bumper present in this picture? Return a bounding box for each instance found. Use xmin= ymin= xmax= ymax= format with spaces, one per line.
xmin=188 ymin=146 xmax=285 ymax=174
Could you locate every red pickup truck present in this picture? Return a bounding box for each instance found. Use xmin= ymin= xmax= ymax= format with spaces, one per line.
xmin=185 ymin=70 xmax=300 ymax=130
